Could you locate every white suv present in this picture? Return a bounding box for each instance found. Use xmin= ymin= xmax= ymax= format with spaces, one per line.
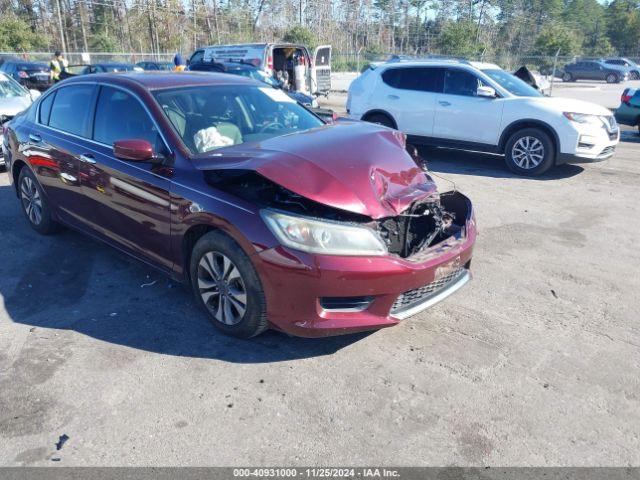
xmin=347 ymin=60 xmax=619 ymax=175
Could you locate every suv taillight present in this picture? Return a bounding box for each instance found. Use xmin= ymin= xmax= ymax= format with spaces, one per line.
xmin=621 ymin=92 xmax=632 ymax=104
xmin=18 ymin=71 xmax=28 ymax=78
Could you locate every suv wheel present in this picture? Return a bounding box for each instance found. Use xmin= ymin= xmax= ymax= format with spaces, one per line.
xmin=18 ymin=167 xmax=60 ymax=234
xmin=504 ymin=128 xmax=555 ymax=176
xmin=562 ymin=72 xmax=573 ymax=82
xmin=364 ymin=113 xmax=395 ymax=129
xmin=190 ymin=231 xmax=268 ymax=338
xmin=606 ymin=73 xmax=618 ymax=84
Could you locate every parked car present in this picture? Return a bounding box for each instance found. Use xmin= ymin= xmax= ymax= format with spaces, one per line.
xmin=59 ymin=62 xmax=141 ymax=79
xmin=188 ymin=59 xmax=335 ymax=120
xmin=0 ymin=73 xmax=40 ymax=167
xmin=615 ymin=87 xmax=640 ymax=134
xmin=136 ymin=61 xmax=174 ymax=71
xmin=2 ymin=72 xmax=476 ymax=338
xmin=347 ymin=59 xmax=619 ymax=175
xmin=188 ymin=43 xmax=332 ymax=95
xmin=562 ymin=60 xmax=629 ymax=83
xmin=0 ymin=60 xmax=52 ymax=91
xmin=604 ymin=58 xmax=640 ymax=80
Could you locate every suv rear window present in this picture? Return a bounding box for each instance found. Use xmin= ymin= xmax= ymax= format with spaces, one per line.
xmin=381 ymin=67 xmax=444 ymax=93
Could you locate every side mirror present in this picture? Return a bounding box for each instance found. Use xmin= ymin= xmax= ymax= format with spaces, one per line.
xmin=477 ymin=86 xmax=497 ymax=98
xmin=29 ymin=89 xmax=41 ymax=101
xmin=113 ymin=139 xmax=155 ymax=162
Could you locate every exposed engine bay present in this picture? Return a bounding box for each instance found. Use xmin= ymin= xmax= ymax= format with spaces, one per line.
xmin=204 ymin=169 xmax=467 ymax=258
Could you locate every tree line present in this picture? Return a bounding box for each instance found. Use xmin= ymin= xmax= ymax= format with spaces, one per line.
xmin=0 ymin=0 xmax=639 ymax=65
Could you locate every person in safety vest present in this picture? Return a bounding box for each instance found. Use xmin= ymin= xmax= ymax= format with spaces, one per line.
xmin=50 ymin=51 xmax=68 ymax=82
xmin=173 ymin=53 xmax=186 ymax=72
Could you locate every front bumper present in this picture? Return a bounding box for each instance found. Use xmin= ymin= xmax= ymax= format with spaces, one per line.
xmin=558 ymin=122 xmax=619 ymax=164
xmin=253 ymin=191 xmax=476 ymax=337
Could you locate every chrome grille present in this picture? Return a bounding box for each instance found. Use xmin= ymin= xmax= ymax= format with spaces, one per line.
xmin=391 ymin=267 xmax=465 ymax=314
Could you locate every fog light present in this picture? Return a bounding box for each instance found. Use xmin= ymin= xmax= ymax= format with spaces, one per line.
xmin=578 ymin=135 xmax=597 ymax=149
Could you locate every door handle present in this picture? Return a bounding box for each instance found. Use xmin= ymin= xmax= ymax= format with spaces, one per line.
xmin=387 ymin=94 xmax=400 ymax=100
xmin=438 ymin=101 xmax=451 ymax=107
xmin=79 ymin=154 xmax=96 ymax=164
xmin=29 ymin=133 xmax=41 ymax=143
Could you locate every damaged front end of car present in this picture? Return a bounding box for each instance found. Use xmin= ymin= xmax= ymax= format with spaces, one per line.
xmin=202 ymin=168 xmax=473 ymax=262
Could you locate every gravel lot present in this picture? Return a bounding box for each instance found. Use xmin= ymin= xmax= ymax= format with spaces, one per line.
xmin=1 ymin=101 xmax=639 ymax=465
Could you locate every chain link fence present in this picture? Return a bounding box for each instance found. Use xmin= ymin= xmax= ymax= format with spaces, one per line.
xmin=0 ymin=52 xmax=174 ymax=66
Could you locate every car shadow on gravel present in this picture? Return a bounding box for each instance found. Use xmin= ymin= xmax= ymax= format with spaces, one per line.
xmin=419 ymin=147 xmax=585 ymax=180
xmin=0 ymin=183 xmax=371 ymax=364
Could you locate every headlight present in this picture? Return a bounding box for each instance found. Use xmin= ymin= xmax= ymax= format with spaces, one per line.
xmin=563 ymin=112 xmax=604 ymax=127
xmin=261 ymin=210 xmax=387 ymax=256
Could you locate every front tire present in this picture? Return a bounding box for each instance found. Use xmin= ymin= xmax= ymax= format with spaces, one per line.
xmin=504 ymin=128 xmax=555 ymax=176
xmin=18 ymin=167 xmax=60 ymax=234
xmin=606 ymin=73 xmax=618 ymax=84
xmin=562 ymin=72 xmax=573 ymax=82
xmin=190 ymin=231 xmax=268 ymax=339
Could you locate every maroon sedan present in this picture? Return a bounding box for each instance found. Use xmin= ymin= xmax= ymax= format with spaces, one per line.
xmin=2 ymin=72 xmax=476 ymax=338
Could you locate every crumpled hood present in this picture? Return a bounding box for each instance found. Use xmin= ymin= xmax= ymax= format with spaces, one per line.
xmin=191 ymin=122 xmax=437 ymax=219
xmin=0 ymin=95 xmax=32 ymax=117
xmin=527 ymin=96 xmax=612 ymax=116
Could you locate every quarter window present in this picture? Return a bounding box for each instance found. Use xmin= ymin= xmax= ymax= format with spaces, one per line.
xmin=38 ymin=92 xmax=56 ymax=125
xmin=48 ymin=85 xmax=96 ymax=137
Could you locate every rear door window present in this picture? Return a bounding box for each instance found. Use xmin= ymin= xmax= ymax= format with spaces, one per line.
xmin=48 ymin=85 xmax=97 ymax=137
xmin=382 ymin=67 xmax=444 ymax=93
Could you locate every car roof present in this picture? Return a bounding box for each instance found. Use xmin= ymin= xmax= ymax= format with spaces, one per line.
xmin=60 ymin=71 xmax=257 ymax=90
xmin=378 ymin=58 xmax=501 ymax=71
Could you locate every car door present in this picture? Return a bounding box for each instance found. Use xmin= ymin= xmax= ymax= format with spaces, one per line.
xmin=310 ymin=45 xmax=332 ymax=94
xmin=27 ymin=84 xmax=99 ymax=228
xmin=432 ymin=68 xmax=504 ymax=146
xmin=379 ymin=66 xmax=443 ymax=137
xmin=80 ymin=84 xmax=173 ymax=271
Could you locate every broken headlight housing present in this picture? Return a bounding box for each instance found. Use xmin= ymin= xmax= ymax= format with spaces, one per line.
xmin=261 ymin=210 xmax=387 ymax=256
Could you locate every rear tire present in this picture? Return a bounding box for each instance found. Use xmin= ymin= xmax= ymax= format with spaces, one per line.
xmin=18 ymin=167 xmax=60 ymax=235
xmin=190 ymin=231 xmax=268 ymax=339
xmin=363 ymin=112 xmax=395 ymax=129
xmin=562 ymin=72 xmax=573 ymax=82
xmin=504 ymin=128 xmax=555 ymax=176
xmin=606 ymin=73 xmax=618 ymax=84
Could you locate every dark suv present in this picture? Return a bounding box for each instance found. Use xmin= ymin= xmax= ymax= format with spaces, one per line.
xmin=0 ymin=60 xmax=52 ymax=90
xmin=562 ymin=60 xmax=629 ymax=83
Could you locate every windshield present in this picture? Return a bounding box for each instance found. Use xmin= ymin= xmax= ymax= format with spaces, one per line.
xmin=482 ymin=69 xmax=542 ymax=97
xmin=0 ymin=76 xmax=27 ymax=98
xmin=154 ymin=84 xmax=324 ymax=154
xmin=232 ymin=68 xmax=280 ymax=87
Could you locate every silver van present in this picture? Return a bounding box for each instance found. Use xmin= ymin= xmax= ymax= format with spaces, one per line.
xmin=188 ymin=43 xmax=331 ymax=95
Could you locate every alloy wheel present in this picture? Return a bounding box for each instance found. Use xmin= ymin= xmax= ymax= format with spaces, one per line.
xmin=197 ymin=251 xmax=247 ymax=325
xmin=511 ymin=136 xmax=544 ymax=170
xmin=20 ymin=176 xmax=43 ymax=225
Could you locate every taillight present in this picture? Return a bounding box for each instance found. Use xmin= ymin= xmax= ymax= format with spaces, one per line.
xmin=18 ymin=71 xmax=28 ymax=78
xmin=267 ymin=55 xmax=273 ymax=71
xmin=621 ymin=92 xmax=632 ymax=104
xmin=331 ymin=112 xmax=338 ymax=122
